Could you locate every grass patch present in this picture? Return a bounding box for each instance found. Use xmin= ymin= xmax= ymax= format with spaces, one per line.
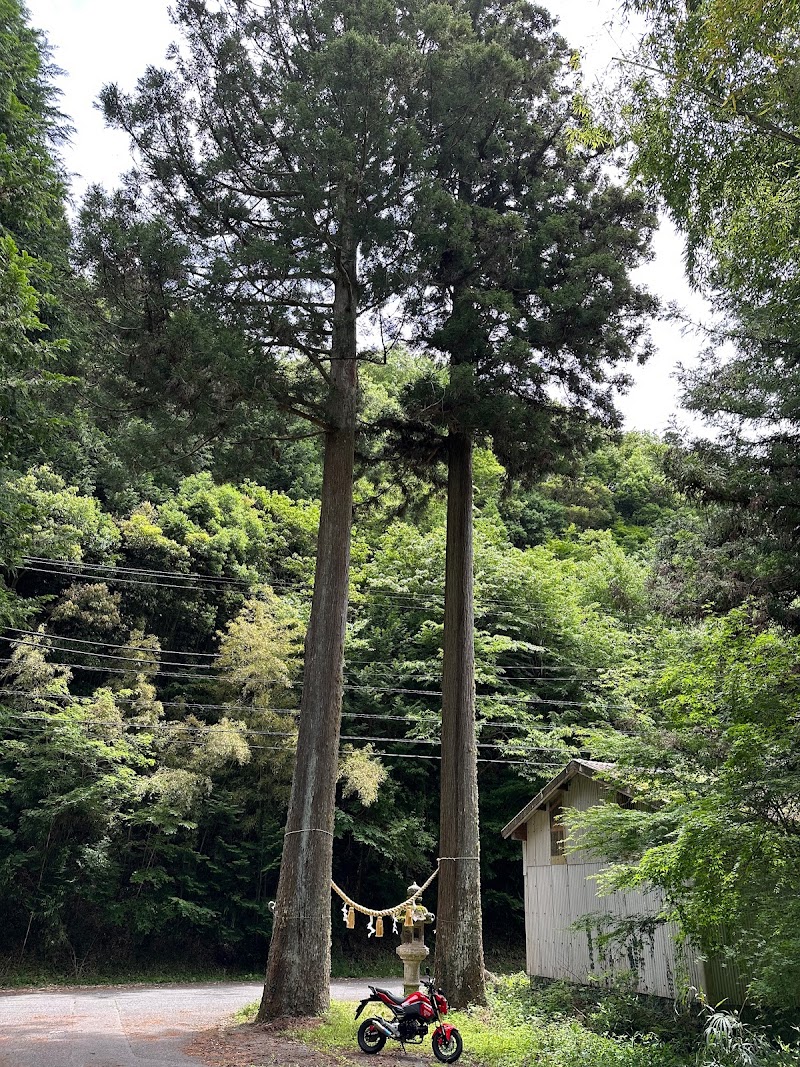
xmin=234 ymin=1002 xmax=259 ymax=1023
xmin=283 ymin=978 xmax=694 ymax=1067
xmin=0 ymin=961 xmax=262 ymax=989
xmin=285 ymin=1002 xmax=360 ymax=1051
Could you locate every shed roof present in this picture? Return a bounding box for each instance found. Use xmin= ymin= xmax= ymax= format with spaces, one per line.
xmin=500 ymin=759 xmax=617 ymax=840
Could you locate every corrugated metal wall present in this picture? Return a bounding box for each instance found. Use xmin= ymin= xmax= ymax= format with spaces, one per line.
xmin=522 ymin=775 xmax=708 ymax=1000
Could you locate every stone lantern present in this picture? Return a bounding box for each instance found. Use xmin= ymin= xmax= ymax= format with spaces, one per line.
xmin=395 ymin=883 xmax=435 ymax=994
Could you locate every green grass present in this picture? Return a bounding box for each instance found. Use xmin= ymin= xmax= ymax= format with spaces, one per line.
xmin=0 ymin=962 xmax=262 ymax=989
xmin=234 ymin=1002 xmax=260 ymax=1024
xmin=272 ymin=977 xmax=694 ymax=1067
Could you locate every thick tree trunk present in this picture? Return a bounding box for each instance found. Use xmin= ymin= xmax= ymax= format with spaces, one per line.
xmin=435 ymin=428 xmax=486 ymax=1008
xmin=258 ymin=238 xmax=358 ymax=1021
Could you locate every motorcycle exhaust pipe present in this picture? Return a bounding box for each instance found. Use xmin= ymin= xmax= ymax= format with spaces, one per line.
xmin=371 ymin=1019 xmax=397 ymax=1038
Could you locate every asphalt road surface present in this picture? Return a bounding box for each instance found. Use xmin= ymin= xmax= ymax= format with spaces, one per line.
xmin=0 ymin=978 xmax=401 ymax=1067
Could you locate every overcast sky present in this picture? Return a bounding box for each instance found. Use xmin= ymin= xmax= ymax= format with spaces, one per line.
xmin=26 ymin=0 xmax=710 ymax=436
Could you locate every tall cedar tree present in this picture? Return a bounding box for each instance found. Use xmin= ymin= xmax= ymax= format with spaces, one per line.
xmin=397 ymin=1 xmax=656 ymax=1006
xmin=100 ymin=0 xmax=430 ymax=1016
xmin=0 ymin=0 xmax=71 ymax=470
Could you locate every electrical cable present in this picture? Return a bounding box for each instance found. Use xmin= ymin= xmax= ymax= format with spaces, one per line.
xmin=14 ymin=558 xmax=647 ymax=634
xmin=0 ymin=636 xmax=605 ymax=692
xmin=21 ymin=555 xmax=254 ymax=586
xmin=0 ymin=688 xmax=610 ymax=732
xmin=0 ymin=635 xmax=220 ymax=671
xmin=5 ymin=627 xmax=225 ymax=659
xmin=0 ymin=711 xmax=570 ymax=754
xmin=1 ymin=634 xmax=607 ymax=692
xmin=0 ymin=716 xmax=567 ymax=768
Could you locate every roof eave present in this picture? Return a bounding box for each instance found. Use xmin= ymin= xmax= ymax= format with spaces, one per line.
xmin=500 ymin=759 xmax=617 ymax=840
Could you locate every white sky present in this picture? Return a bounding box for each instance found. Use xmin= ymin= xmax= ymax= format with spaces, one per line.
xmin=26 ymin=0 xmax=711 ymax=436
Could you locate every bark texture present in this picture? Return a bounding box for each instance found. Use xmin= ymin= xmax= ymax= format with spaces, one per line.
xmin=258 ymin=244 xmax=358 ymax=1020
xmin=435 ymin=429 xmax=486 ymax=1008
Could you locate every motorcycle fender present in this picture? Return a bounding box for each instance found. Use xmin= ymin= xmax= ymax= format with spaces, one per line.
xmin=435 ymin=1023 xmax=455 ymax=1042
xmin=354 ymin=999 xmax=370 ymax=1020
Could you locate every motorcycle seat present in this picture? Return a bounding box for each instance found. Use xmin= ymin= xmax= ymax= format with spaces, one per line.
xmin=371 ymin=986 xmax=406 ymax=1004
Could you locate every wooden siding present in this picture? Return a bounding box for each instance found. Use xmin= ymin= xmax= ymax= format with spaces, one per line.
xmin=522 ymin=775 xmax=707 ymax=1000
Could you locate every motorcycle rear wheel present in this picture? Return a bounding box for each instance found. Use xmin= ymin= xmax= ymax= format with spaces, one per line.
xmin=358 ymin=1018 xmax=388 ymax=1054
xmin=432 ymin=1027 xmax=463 ymax=1063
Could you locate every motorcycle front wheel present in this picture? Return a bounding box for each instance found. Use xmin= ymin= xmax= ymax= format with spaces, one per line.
xmin=432 ymin=1027 xmax=463 ymax=1063
xmin=357 ymin=1018 xmax=388 ymax=1054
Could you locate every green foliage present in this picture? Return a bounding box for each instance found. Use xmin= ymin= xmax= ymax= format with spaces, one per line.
xmin=0 ymin=477 xmax=320 ymax=970
xmin=617 ymin=0 xmax=800 ymax=629
xmin=284 ymin=984 xmax=692 ymax=1067
xmin=623 ymin=0 xmax=800 ymax=293
xmin=500 ymin=433 xmax=683 ymax=551
xmin=574 ymin=609 xmax=800 ymax=1007
xmin=217 ymin=592 xmax=304 ymax=708
xmin=0 ymin=0 xmax=67 ymax=256
xmin=0 ymin=0 xmax=72 ymax=469
xmin=700 ymin=1006 xmax=800 ymax=1067
xmin=383 ymin=7 xmax=657 ymax=485
xmin=6 ymin=466 xmax=120 ymax=561
xmin=337 ymin=744 xmax=388 ymax=807
xmin=70 ymin=186 xmax=322 ymax=499
xmin=0 ymin=235 xmax=69 ymax=466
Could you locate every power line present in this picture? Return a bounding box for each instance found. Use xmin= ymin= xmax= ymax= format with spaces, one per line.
xmin=0 ymin=652 xmax=629 ymax=706
xmin=14 ymin=557 xmax=642 ymax=634
xmin=0 ymin=658 xmax=223 ymax=682
xmin=10 ymin=569 xmax=618 ymax=676
xmin=16 ymin=564 xmax=230 ymax=594
xmin=1 ymin=640 xmax=617 ymax=703
xmin=1 ymin=634 xmax=596 ymax=687
xmin=21 ymin=555 xmax=255 ymax=587
xmin=0 ymin=714 xmax=566 ymax=769
xmin=0 ymin=710 xmax=571 ymax=753
xmin=0 ymin=689 xmax=611 ymax=732
xmin=0 ymin=635 xmax=221 ymax=672
xmin=2 ymin=631 xmax=607 ymax=685
xmin=1 ymin=637 xmax=616 ymax=702
xmin=5 ymin=628 xmax=225 ymax=659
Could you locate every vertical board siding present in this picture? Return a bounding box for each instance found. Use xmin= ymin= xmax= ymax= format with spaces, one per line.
xmin=522 ymin=782 xmax=707 ymax=1000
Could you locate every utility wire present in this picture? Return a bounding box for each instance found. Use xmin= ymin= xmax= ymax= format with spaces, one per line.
xmin=3 ymin=630 xmax=607 ymax=681
xmin=0 ymin=655 xmax=628 ymax=708
xmin=5 ymin=628 xmax=225 ymax=659
xmin=0 ymin=688 xmax=608 ymax=732
xmin=0 ymin=635 xmax=220 ymax=672
xmin=0 ymin=715 xmax=566 ymax=768
xmin=21 ymin=555 xmax=255 ymax=586
xmin=0 ymin=635 xmax=598 ymax=688
xmin=14 ymin=557 xmax=647 ymax=626
xmin=0 ymin=711 xmax=570 ymax=753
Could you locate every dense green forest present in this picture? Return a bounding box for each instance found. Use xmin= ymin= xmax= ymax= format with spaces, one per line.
xmin=0 ymin=0 xmax=798 ymax=1022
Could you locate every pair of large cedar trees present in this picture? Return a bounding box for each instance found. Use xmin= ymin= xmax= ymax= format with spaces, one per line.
xmin=102 ymin=0 xmax=655 ymax=1015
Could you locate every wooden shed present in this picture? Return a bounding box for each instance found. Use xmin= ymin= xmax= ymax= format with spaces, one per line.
xmin=501 ymin=759 xmax=743 ymax=1002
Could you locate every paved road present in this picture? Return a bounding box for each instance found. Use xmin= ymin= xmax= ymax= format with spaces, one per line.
xmin=0 ymin=979 xmax=401 ymax=1067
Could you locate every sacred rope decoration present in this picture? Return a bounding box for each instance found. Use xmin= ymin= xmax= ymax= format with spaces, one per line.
xmin=331 ymin=862 xmax=442 ymax=938
xmin=267 ymin=850 xmax=479 ymax=936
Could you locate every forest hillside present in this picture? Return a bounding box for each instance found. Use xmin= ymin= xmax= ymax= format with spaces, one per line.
xmin=0 ymin=0 xmax=798 ymax=1018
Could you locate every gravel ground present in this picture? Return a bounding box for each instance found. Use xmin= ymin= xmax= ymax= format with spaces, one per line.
xmin=0 ymin=979 xmax=405 ymax=1067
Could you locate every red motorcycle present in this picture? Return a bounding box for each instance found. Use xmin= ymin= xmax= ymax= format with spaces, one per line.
xmin=354 ymin=973 xmax=462 ymax=1062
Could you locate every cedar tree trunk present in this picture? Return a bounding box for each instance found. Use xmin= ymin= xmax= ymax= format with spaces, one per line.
xmin=258 ymin=236 xmax=358 ymax=1020
xmin=435 ymin=428 xmax=487 ymax=1008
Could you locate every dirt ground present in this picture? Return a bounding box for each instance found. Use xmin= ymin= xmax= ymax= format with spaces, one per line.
xmin=186 ymin=1017 xmax=433 ymax=1067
